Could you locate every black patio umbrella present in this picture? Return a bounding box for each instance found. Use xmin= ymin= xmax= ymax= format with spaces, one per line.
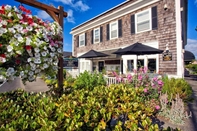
xmin=113 ymin=42 xmax=163 ymax=72
xmin=78 ymin=49 xmax=109 ymax=58
xmin=78 ymin=49 xmax=109 ymax=72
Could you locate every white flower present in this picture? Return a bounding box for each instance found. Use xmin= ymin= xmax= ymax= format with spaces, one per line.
xmin=2 ymin=20 xmax=7 ymax=25
xmin=26 ymin=37 xmax=32 ymax=45
xmin=8 ymin=12 xmax=12 ymax=17
xmin=34 ymin=58 xmax=41 ymax=64
xmin=26 ymin=26 xmax=33 ymax=31
xmin=0 ymin=28 xmax=7 ymax=36
xmin=7 ymin=45 xmax=13 ymax=52
xmin=31 ymin=66 xmax=36 ymax=71
xmin=50 ymin=53 xmax=55 ymax=57
xmin=51 ymin=47 xmax=56 ymax=52
xmin=20 ymin=71 xmax=24 ymax=76
xmin=14 ymin=33 xmax=22 ymax=39
xmin=34 ymin=48 xmax=40 ymax=53
xmin=17 ymin=14 xmax=23 ymax=19
xmin=27 ymin=58 xmax=32 ymax=62
xmin=8 ymin=28 xmax=16 ymax=33
xmin=43 ymin=46 xmax=47 ymax=50
xmin=35 ymin=69 xmax=41 ymax=74
xmin=35 ymin=52 xmax=40 ymax=57
xmin=28 ymin=71 xmax=34 ymax=76
xmin=13 ymin=6 xmax=19 ymax=12
xmin=5 ymin=5 xmax=12 ymax=10
xmin=7 ymin=67 xmax=15 ymax=75
xmin=0 ymin=57 xmax=6 ymax=63
xmin=28 ymin=76 xmax=35 ymax=81
xmin=14 ymin=33 xmax=23 ymax=42
xmin=43 ymin=63 xmax=48 ymax=68
xmin=41 ymin=51 xmax=47 ymax=56
xmin=57 ymin=48 xmax=62 ymax=53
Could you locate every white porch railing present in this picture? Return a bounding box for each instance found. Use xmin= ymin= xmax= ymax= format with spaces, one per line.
xmin=104 ymin=75 xmax=128 ymax=85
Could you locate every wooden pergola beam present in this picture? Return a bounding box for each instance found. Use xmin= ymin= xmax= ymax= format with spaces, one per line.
xmin=15 ymin=0 xmax=67 ymax=17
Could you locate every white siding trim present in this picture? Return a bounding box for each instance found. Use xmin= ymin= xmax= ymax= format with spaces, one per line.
xmin=70 ymin=0 xmax=160 ymax=35
xmin=175 ymin=0 xmax=184 ymax=78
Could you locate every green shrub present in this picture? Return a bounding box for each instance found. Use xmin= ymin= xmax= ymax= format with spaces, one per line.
xmin=161 ymin=76 xmax=192 ymax=102
xmin=0 ymin=85 xmax=161 ymax=130
xmin=73 ymin=71 xmax=106 ymax=90
xmin=185 ymin=64 xmax=197 ymax=74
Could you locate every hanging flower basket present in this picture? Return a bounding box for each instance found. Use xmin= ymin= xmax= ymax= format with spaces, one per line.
xmin=0 ymin=5 xmax=63 ymax=83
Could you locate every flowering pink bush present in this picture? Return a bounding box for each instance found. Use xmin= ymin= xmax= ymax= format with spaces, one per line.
xmin=0 ymin=5 xmax=63 ymax=82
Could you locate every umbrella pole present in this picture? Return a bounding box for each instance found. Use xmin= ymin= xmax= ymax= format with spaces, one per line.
xmin=136 ymin=55 xmax=138 ymax=87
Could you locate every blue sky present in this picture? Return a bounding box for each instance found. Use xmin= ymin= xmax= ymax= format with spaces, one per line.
xmin=1 ymin=0 xmax=197 ymax=58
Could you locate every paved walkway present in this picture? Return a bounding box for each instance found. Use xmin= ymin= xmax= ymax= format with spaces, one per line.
xmin=0 ymin=77 xmax=49 ymax=93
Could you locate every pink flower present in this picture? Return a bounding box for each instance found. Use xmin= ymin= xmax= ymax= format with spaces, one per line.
xmin=138 ymin=75 xmax=143 ymax=81
xmin=133 ymin=69 xmax=137 ymax=74
xmin=127 ymin=74 xmax=132 ymax=82
xmin=144 ymin=88 xmax=148 ymax=93
xmin=153 ymin=77 xmax=158 ymax=81
xmin=143 ymin=66 xmax=148 ymax=73
xmin=157 ymin=80 xmax=163 ymax=86
xmin=155 ymin=105 xmax=160 ymax=110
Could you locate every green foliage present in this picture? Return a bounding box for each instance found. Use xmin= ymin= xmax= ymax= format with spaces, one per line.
xmin=185 ymin=64 xmax=197 ymax=75
xmin=0 ymin=85 xmax=161 ymax=130
xmin=73 ymin=71 xmax=106 ymax=90
xmin=161 ymin=76 xmax=192 ymax=102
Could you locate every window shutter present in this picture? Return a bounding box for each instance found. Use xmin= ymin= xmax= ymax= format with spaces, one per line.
xmin=91 ymin=30 xmax=94 ymax=44
xmin=85 ymin=33 xmax=87 ymax=46
xmin=152 ymin=6 xmax=158 ymax=30
xmin=106 ymin=24 xmax=109 ymax=40
xmin=131 ymin=15 xmax=135 ymax=34
xmin=118 ymin=19 xmax=122 ymax=37
xmin=77 ymin=35 xmax=79 ymax=47
xmin=100 ymin=26 xmax=103 ymax=42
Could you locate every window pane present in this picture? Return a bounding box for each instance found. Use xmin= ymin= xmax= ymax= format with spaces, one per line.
xmin=111 ymin=30 xmax=117 ymax=38
xmin=137 ymin=59 xmax=144 ymax=70
xmin=148 ymin=59 xmax=156 ymax=73
xmin=94 ymin=29 xmax=100 ymax=43
xmin=111 ymin=23 xmax=117 ymax=30
xmin=127 ymin=60 xmax=134 ymax=72
xmin=137 ymin=21 xmax=150 ymax=32
xmin=80 ymin=40 xmax=84 ymax=46
xmin=137 ymin=11 xmax=149 ymax=22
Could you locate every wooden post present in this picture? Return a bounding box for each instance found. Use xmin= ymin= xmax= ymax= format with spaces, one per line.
xmin=58 ymin=6 xmax=64 ymax=93
xmin=14 ymin=0 xmax=67 ymax=94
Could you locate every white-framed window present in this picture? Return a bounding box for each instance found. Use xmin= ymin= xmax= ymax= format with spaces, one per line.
xmin=135 ymin=9 xmax=151 ymax=33
xmin=94 ymin=28 xmax=100 ymax=43
xmin=79 ymin=33 xmax=85 ymax=47
xmin=110 ymin=21 xmax=118 ymax=39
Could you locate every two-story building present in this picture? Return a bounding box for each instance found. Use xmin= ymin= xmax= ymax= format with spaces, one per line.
xmin=70 ymin=0 xmax=188 ymax=78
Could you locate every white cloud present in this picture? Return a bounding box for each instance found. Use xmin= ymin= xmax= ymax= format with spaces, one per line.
xmin=73 ymin=1 xmax=90 ymax=11
xmin=37 ymin=10 xmax=52 ymax=21
xmin=66 ymin=9 xmax=75 ymax=23
xmin=54 ymin=0 xmax=90 ymax=11
xmin=185 ymin=39 xmax=197 ymax=59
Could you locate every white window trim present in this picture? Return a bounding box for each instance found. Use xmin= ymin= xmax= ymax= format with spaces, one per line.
xmin=79 ymin=33 xmax=85 ymax=47
xmin=94 ymin=28 xmax=100 ymax=44
xmin=110 ymin=21 xmax=118 ymax=40
xmin=135 ymin=8 xmax=152 ymax=34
